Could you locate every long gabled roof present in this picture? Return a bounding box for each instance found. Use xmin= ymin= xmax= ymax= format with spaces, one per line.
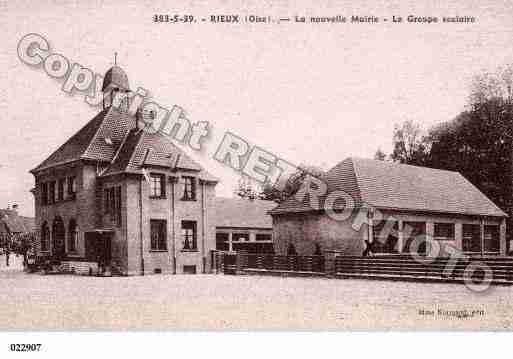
xmin=269 ymin=157 xmax=506 ymax=218
xmin=213 ymin=197 xmax=276 ymax=229
xmin=31 ymin=107 xmax=218 ymax=182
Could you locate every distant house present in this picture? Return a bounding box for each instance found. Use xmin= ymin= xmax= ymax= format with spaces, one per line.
xmin=213 ymin=198 xmax=276 ymax=253
xmin=0 ymin=205 xmax=35 ymax=236
xmin=270 ymin=158 xmax=508 ymax=257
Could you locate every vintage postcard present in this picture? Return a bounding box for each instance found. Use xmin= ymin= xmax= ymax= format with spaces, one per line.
xmin=1 ymin=0 xmax=513 ymax=355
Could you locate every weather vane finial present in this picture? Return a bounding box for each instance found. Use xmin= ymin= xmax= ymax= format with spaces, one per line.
xmin=114 ymin=52 xmax=117 ymax=66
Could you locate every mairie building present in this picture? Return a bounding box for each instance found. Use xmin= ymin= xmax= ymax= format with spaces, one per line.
xmin=30 ymin=65 xmax=219 ymax=275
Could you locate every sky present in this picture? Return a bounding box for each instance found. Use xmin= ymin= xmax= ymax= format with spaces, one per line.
xmin=2 ymin=0 xmax=513 ymax=217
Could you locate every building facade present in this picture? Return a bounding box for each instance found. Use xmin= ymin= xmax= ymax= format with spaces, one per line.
xmin=31 ymin=65 xmax=218 ymax=275
xmin=213 ymin=198 xmax=275 ymax=253
xmin=270 ymin=158 xmax=508 ymax=257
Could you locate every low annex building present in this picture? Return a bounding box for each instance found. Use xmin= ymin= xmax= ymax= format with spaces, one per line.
xmin=213 ymin=197 xmax=275 ymax=253
xmin=31 ymin=65 xmax=218 ymax=275
xmin=269 ymin=157 xmax=508 ymax=257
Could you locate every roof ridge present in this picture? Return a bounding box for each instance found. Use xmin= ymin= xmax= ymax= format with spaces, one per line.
xmin=348 ymin=157 xmax=364 ymax=205
xmin=127 ymin=129 xmax=147 ymax=173
xmin=82 ymin=107 xmax=114 ymax=161
xmin=351 ymin=157 xmax=461 ymax=175
xmin=109 ymin=125 xmax=133 ymax=165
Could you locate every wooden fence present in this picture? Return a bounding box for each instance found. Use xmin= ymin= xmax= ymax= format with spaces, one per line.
xmin=214 ymin=252 xmax=327 ymax=274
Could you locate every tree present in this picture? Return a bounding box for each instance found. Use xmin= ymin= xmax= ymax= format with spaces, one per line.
xmin=235 ymin=164 xmax=326 ymax=203
xmin=234 ymin=176 xmax=261 ymax=200
xmin=390 ymin=120 xmax=430 ymax=166
xmin=427 ymin=65 xmax=513 ymax=215
xmin=259 ymin=164 xmax=326 ymax=203
xmin=374 ymin=148 xmax=387 ymax=161
xmin=424 ymin=64 xmax=513 ymax=253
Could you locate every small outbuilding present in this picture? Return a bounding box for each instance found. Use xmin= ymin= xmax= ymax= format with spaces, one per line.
xmin=214 ymin=197 xmax=276 ymax=254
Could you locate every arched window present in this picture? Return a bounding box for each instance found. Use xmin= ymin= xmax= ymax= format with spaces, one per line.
xmin=41 ymin=221 xmax=50 ymax=252
xmin=68 ymin=219 xmax=78 ymax=253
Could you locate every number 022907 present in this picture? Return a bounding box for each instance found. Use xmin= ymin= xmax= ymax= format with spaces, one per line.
xmin=9 ymin=344 xmax=42 ymax=352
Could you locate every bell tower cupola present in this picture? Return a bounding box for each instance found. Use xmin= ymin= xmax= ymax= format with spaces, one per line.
xmin=102 ymin=53 xmax=130 ymax=110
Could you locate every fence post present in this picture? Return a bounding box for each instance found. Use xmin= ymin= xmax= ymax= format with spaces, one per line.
xmin=325 ymin=252 xmax=337 ymax=276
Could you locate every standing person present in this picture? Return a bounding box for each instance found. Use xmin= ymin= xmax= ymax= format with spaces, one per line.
xmin=5 ymin=246 xmax=10 ymax=267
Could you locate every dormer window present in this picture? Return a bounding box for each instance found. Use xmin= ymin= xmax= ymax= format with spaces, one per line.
xmin=182 ymin=176 xmax=196 ymax=201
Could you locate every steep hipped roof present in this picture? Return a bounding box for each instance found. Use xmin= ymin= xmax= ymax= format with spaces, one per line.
xmin=31 ymin=106 xmax=217 ymax=182
xmin=269 ymin=157 xmax=506 ymax=218
xmin=214 ymin=197 xmax=276 ymax=229
xmin=31 ymin=108 xmax=135 ymax=172
xmin=100 ymin=128 xmax=217 ymax=181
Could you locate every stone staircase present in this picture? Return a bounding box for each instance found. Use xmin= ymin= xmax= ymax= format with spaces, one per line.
xmin=334 ymin=255 xmax=513 ymax=285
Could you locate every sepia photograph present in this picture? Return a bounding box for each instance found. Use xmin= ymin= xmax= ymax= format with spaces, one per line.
xmin=1 ymin=0 xmax=513 ymax=357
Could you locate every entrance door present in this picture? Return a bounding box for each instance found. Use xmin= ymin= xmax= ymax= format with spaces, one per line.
xmin=52 ymin=216 xmax=66 ymax=259
xmin=84 ymin=232 xmax=112 ymax=265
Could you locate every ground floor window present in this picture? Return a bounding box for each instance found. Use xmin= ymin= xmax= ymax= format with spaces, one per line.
xmin=434 ymin=222 xmax=455 ymax=241
xmin=462 ymin=224 xmax=481 ymax=252
xmin=183 ymin=265 xmax=197 ymax=274
xmin=150 ymin=220 xmax=167 ymax=251
xmin=232 ymin=232 xmax=249 ymax=241
xmin=182 ymin=221 xmax=197 ymax=250
xmin=372 ymin=219 xmax=398 ymax=253
xmin=403 ymin=221 xmax=427 ymax=254
xmin=68 ymin=219 xmax=78 ymax=253
xmin=484 ymin=225 xmax=500 ymax=253
xmin=216 ymin=232 xmax=229 ymax=251
xmin=255 ymin=233 xmax=272 ymax=241
xmin=40 ymin=222 xmax=50 ymax=252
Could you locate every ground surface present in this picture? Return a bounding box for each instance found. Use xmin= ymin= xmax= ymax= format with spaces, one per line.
xmin=1 ymin=254 xmax=512 ymax=330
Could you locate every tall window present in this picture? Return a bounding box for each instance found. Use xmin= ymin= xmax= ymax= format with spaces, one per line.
xmin=434 ymin=223 xmax=455 ymax=240
xmin=67 ymin=177 xmax=76 ymax=199
xmin=182 ymin=220 xmax=197 ymax=250
xmin=68 ymin=219 xmax=78 ymax=253
xmin=57 ymin=179 xmax=65 ymax=201
xmin=150 ymin=174 xmax=165 ymax=198
xmin=403 ymin=221 xmax=427 ymax=254
xmin=182 ymin=176 xmax=196 ymax=201
xmin=115 ymin=186 xmax=122 ymax=225
xmin=41 ymin=183 xmax=48 ymax=206
xmin=104 ymin=188 xmax=110 ymax=215
xmin=49 ymin=181 xmax=56 ymax=204
xmin=216 ymin=232 xmax=229 ymax=251
xmin=150 ymin=220 xmax=167 ymax=251
xmin=104 ymin=186 xmax=122 ymax=226
xmin=484 ymin=225 xmax=500 ymax=253
xmin=462 ymin=224 xmax=481 ymax=252
xmin=41 ymin=221 xmax=50 ymax=252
